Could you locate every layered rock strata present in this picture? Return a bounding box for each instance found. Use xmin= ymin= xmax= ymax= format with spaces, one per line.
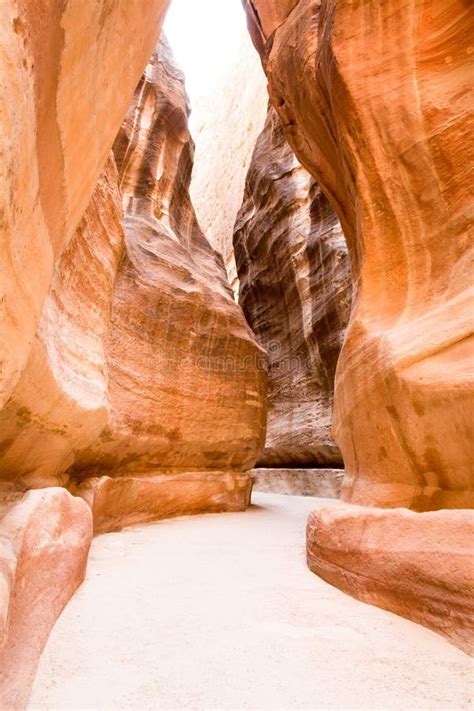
xmin=0 ymin=0 xmax=170 ymax=411
xmin=243 ymin=0 xmax=474 ymax=648
xmin=234 ymin=106 xmax=351 ymax=467
xmin=0 ymin=37 xmax=267 ymax=498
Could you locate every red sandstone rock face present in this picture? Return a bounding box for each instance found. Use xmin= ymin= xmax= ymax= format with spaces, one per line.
xmin=72 ymin=37 xmax=267 ymax=479
xmin=0 ymin=0 xmax=170 ymax=412
xmin=245 ymin=0 xmax=474 ymax=510
xmin=0 ymin=157 xmax=125 ymax=489
xmin=0 ymin=489 xmax=92 ymax=709
xmin=0 ymin=27 xmax=266 ymax=707
xmin=234 ymin=106 xmax=351 ymax=467
xmin=307 ymin=504 xmax=474 ymax=656
xmin=243 ymin=0 xmax=473 ymax=648
xmin=0 ymin=38 xmax=267 ymax=492
xmin=77 ymin=471 xmax=253 ymax=535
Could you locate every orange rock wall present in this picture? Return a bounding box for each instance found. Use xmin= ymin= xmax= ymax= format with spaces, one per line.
xmin=244 ymin=0 xmax=474 ymax=510
xmin=0 ymin=0 xmax=170 ymax=412
xmin=0 ymin=37 xmax=267 ymax=493
xmin=243 ymin=0 xmax=474 ymax=649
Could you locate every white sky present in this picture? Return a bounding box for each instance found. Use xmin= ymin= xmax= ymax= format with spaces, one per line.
xmin=164 ymin=0 xmax=248 ymax=99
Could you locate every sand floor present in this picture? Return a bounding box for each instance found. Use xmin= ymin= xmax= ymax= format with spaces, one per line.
xmin=28 ymin=493 xmax=473 ymax=710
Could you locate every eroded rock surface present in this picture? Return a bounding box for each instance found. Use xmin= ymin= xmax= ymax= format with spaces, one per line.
xmin=0 ymin=38 xmax=267 ymax=494
xmin=0 ymin=25 xmax=267 ymax=705
xmin=243 ymin=0 xmax=474 ymax=648
xmin=244 ymin=0 xmax=473 ymax=510
xmin=307 ymin=504 xmax=474 ymax=655
xmin=77 ymin=37 xmax=267 ymax=481
xmin=0 ymin=489 xmax=92 ymax=709
xmin=0 ymin=0 xmax=170 ymax=411
xmin=234 ymin=106 xmax=351 ymax=467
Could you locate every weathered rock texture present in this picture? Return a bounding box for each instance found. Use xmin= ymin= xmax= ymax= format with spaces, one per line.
xmin=90 ymin=37 xmax=267 ymax=481
xmin=252 ymin=468 xmax=343 ymax=498
xmin=0 ymin=0 xmax=171 ymax=412
xmin=0 ymin=37 xmax=267 ymax=495
xmin=234 ymin=106 xmax=351 ymax=467
xmin=189 ymin=27 xmax=268 ymax=293
xmin=0 ymin=19 xmax=266 ymax=705
xmin=0 ymin=489 xmax=92 ymax=709
xmin=79 ymin=472 xmax=253 ymax=535
xmin=243 ymin=0 xmax=473 ymax=648
xmin=307 ymin=504 xmax=474 ymax=655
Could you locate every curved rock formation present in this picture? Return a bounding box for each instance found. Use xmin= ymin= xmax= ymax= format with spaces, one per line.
xmin=0 ymin=25 xmax=266 ymax=705
xmin=234 ymin=106 xmax=351 ymax=467
xmin=0 ymin=488 xmax=92 ymax=709
xmin=0 ymin=156 xmax=125 ymax=489
xmin=244 ymin=0 xmax=473 ymax=510
xmin=307 ymin=503 xmax=474 ymax=655
xmin=243 ymin=0 xmax=474 ymax=647
xmin=0 ymin=37 xmax=267 ymax=496
xmin=76 ymin=36 xmax=267 ymax=481
xmin=0 ymin=0 xmax=170 ymax=411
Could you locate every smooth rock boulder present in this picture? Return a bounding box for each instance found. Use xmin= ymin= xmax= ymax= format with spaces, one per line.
xmin=0 ymin=488 xmax=92 ymax=709
xmin=307 ymin=504 xmax=474 ymax=655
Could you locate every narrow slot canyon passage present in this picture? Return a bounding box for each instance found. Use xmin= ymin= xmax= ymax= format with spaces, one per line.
xmin=0 ymin=0 xmax=472 ymax=707
xmin=28 ymin=493 xmax=471 ymax=710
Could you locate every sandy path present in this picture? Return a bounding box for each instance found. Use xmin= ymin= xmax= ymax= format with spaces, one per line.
xmin=28 ymin=493 xmax=473 ymax=710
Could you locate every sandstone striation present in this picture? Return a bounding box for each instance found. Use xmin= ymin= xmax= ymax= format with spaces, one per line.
xmin=77 ymin=36 xmax=267 ymax=482
xmin=0 ymin=37 xmax=267 ymax=496
xmin=243 ymin=0 xmax=474 ymax=647
xmin=244 ymin=0 xmax=474 ymax=510
xmin=234 ymin=106 xmax=351 ymax=467
xmin=0 ymin=0 xmax=170 ymax=412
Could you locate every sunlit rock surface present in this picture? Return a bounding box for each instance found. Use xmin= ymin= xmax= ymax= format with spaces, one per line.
xmin=0 ymin=0 xmax=170 ymax=411
xmin=0 ymin=37 xmax=267 ymax=494
xmin=0 ymin=26 xmax=267 ymax=705
xmin=189 ymin=26 xmax=268 ymax=292
xmin=234 ymin=106 xmax=351 ymax=467
xmin=79 ymin=36 xmax=267 ymax=481
xmin=243 ymin=0 xmax=474 ymax=649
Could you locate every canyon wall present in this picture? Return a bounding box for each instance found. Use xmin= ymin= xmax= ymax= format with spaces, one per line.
xmin=1 ymin=3 xmax=170 ymax=705
xmin=189 ymin=26 xmax=268 ymax=293
xmin=0 ymin=0 xmax=171 ymax=413
xmin=242 ymin=0 xmax=473 ymax=651
xmin=0 ymin=33 xmax=266 ymax=510
xmin=234 ymin=106 xmax=351 ymax=467
xmin=0 ymin=13 xmax=267 ymax=705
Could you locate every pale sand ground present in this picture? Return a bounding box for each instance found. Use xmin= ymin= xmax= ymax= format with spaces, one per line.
xmin=28 ymin=493 xmax=473 ymax=710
